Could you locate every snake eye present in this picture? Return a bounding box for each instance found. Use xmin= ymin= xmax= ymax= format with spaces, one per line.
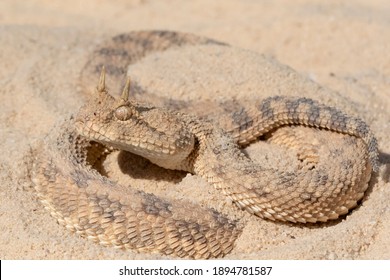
xmin=114 ymin=106 xmax=132 ymax=121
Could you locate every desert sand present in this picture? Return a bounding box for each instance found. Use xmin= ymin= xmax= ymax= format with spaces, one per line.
xmin=0 ymin=0 xmax=389 ymax=260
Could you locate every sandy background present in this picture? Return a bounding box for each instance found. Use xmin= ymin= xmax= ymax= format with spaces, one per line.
xmin=0 ymin=0 xmax=389 ymax=259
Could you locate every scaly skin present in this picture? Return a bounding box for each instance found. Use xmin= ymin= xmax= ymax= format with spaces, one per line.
xmin=31 ymin=31 xmax=379 ymax=259
xmin=32 ymin=119 xmax=241 ymax=259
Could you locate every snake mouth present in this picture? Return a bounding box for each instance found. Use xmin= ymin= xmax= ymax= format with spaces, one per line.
xmin=74 ymin=119 xmax=111 ymax=144
xmin=74 ymin=118 xmax=88 ymax=134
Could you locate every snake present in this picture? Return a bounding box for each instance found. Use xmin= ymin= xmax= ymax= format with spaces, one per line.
xmin=30 ymin=31 xmax=379 ymax=259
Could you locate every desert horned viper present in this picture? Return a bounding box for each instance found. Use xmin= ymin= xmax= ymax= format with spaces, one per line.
xmin=31 ymin=31 xmax=379 ymax=259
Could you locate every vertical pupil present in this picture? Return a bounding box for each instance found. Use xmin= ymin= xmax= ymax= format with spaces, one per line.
xmin=115 ymin=106 xmax=130 ymax=120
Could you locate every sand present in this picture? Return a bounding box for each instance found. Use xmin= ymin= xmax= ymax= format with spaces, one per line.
xmin=0 ymin=0 xmax=389 ymax=260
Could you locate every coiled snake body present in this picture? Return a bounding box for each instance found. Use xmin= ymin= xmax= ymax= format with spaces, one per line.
xmin=31 ymin=31 xmax=379 ymax=259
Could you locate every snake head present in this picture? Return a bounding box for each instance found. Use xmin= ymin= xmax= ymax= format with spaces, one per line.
xmin=74 ymin=68 xmax=195 ymax=170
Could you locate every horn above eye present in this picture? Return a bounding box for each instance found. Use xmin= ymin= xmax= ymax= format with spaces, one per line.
xmin=97 ymin=66 xmax=106 ymax=92
xmin=121 ymin=77 xmax=131 ymax=101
